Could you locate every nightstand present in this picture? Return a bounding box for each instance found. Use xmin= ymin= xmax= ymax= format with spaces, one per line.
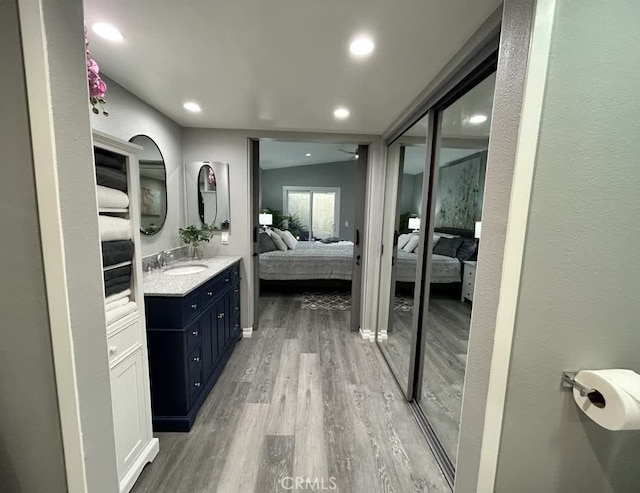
xmin=461 ymin=261 xmax=477 ymax=302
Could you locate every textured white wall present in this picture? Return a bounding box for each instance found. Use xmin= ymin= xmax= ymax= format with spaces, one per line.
xmin=455 ymin=1 xmax=535 ymax=490
xmin=91 ymin=76 xmax=184 ymax=256
xmin=492 ymin=0 xmax=640 ymax=491
xmin=0 ymin=2 xmax=68 ymax=491
xmin=32 ymin=0 xmax=120 ymax=490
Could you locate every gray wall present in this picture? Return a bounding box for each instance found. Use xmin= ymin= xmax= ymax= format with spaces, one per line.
xmin=0 ymin=2 xmax=67 ymax=491
xmin=261 ymin=160 xmax=356 ymax=239
xmin=399 ymin=173 xmax=423 ymax=216
xmin=494 ymin=0 xmax=640 ymax=491
xmin=91 ymin=75 xmax=184 ymax=256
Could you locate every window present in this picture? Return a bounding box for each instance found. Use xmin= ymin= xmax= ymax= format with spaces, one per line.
xmin=283 ymin=186 xmax=340 ymax=239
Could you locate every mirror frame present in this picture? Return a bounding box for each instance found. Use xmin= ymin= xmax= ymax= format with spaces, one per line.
xmin=129 ymin=134 xmax=168 ymax=236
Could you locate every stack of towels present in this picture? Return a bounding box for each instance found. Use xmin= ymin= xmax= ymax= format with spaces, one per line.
xmin=95 ymin=151 xmax=135 ymax=325
xmin=104 ymin=288 xmax=137 ymax=326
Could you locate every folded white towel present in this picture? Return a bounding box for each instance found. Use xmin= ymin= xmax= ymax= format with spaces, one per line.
xmin=105 ymin=296 xmax=130 ymax=313
xmin=105 ymin=288 xmax=131 ymax=304
xmin=106 ymin=301 xmax=137 ymax=326
xmin=97 ymin=185 xmax=129 ymax=209
xmin=99 ymin=215 xmax=131 ymax=242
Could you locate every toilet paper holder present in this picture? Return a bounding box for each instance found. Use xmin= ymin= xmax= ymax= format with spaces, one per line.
xmin=561 ymin=371 xmax=595 ymax=397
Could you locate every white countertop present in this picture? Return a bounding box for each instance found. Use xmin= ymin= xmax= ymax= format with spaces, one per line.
xmin=143 ymin=256 xmax=242 ymax=297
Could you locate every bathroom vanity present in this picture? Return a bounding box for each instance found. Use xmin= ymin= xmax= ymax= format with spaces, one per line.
xmin=143 ymin=256 xmax=242 ymax=431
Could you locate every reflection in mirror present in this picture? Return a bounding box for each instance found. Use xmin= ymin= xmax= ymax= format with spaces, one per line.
xmin=198 ymin=164 xmax=217 ymax=224
xmin=185 ymin=161 xmax=230 ymax=230
xmin=377 ymin=114 xmax=429 ymax=393
xmin=130 ymin=135 xmax=167 ymax=235
xmin=418 ymin=72 xmax=496 ymax=468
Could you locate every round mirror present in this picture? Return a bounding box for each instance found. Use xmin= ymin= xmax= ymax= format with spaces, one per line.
xmin=130 ymin=135 xmax=167 ymax=235
xmin=198 ymin=164 xmax=217 ymax=225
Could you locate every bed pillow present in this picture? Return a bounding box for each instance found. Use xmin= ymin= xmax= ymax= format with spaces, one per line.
xmin=397 ymin=233 xmax=412 ymax=250
xmin=266 ymin=229 xmax=287 ymax=251
xmin=281 ymin=230 xmax=298 ymax=250
xmin=433 ymin=236 xmax=463 ymax=257
xmin=433 ymin=234 xmax=441 ymax=248
xmin=456 ymin=238 xmax=478 ymax=261
xmin=259 ymin=231 xmax=277 ymax=253
xmin=403 ymin=235 xmax=420 ymax=253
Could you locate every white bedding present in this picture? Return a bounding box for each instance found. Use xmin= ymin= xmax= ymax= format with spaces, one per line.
xmin=259 ymin=241 xmax=462 ymax=283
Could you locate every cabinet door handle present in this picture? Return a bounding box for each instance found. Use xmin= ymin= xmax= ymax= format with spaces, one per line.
xmin=234 ymin=289 xmax=239 ymax=294
xmin=225 ymin=278 xmax=230 ymax=283
xmin=234 ymin=307 xmax=239 ymax=312
xmin=108 ymin=346 xmax=117 ymax=354
xmin=218 ymin=313 xmax=224 ymax=319
xmin=193 ymin=356 xmax=200 ymax=362
xmin=194 ymin=382 xmax=201 ymax=388
xmin=191 ymin=304 xmax=198 ymax=310
xmin=192 ymin=330 xmax=199 ymax=336
xmin=207 ymin=291 xmax=213 ymax=297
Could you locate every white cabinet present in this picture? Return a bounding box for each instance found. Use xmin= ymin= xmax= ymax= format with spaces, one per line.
xmin=110 ymin=346 xmax=148 ymax=479
xmin=93 ymin=131 xmax=158 ymax=493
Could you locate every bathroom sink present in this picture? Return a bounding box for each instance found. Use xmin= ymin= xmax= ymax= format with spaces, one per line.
xmin=164 ymin=263 xmax=208 ymax=276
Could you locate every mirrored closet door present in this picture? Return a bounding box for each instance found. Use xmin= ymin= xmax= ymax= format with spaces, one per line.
xmin=377 ymin=64 xmax=497 ymax=484
xmin=416 ymin=71 xmax=496 ymax=471
xmin=377 ymin=115 xmax=430 ymax=397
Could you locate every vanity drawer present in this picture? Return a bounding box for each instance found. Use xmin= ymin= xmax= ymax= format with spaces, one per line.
xmin=183 ymin=292 xmax=201 ymax=325
xmin=186 ymin=320 xmax=201 ymax=353
xmin=188 ymin=345 xmax=202 ymax=375
xmin=107 ymin=317 xmax=140 ymax=365
xmin=188 ymin=363 xmax=203 ymax=406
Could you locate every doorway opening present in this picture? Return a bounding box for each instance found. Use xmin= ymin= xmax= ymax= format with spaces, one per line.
xmin=250 ymin=140 xmax=369 ymax=333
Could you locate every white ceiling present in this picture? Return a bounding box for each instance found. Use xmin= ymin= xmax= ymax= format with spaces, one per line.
xmin=84 ymin=0 xmax=501 ymax=134
xmin=260 ymin=141 xmax=358 ymax=169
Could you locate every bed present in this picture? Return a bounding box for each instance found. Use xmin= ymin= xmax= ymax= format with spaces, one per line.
xmin=259 ymin=240 xmax=463 ymax=283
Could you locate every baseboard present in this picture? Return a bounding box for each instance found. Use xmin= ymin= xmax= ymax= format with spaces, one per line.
xmin=359 ymin=328 xmax=376 ymax=342
xmin=120 ymin=437 xmax=159 ymax=493
xmin=377 ymin=329 xmax=388 ymax=341
xmin=242 ymin=326 xmax=253 ymax=338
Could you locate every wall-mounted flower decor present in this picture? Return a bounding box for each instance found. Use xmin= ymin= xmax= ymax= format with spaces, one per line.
xmin=85 ymin=26 xmax=108 ymax=116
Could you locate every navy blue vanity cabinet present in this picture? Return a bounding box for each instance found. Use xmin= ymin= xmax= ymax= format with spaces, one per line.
xmin=145 ymin=261 xmax=241 ymax=432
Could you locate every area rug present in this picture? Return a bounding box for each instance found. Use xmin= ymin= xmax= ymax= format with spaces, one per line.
xmin=301 ymin=291 xmax=414 ymax=311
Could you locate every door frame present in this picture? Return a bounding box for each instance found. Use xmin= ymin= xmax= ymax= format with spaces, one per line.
xmin=249 ymin=135 xmax=376 ymax=333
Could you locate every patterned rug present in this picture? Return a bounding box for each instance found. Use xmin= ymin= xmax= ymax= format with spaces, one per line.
xmin=301 ymin=291 xmax=414 ymax=311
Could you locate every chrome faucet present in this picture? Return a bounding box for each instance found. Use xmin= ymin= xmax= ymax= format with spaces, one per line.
xmin=156 ymin=251 xmax=166 ymax=269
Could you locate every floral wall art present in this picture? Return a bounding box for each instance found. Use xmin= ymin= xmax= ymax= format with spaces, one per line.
xmin=435 ymin=151 xmax=487 ymax=230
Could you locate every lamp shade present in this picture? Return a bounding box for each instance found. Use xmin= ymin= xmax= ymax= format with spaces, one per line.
xmin=475 ymin=221 xmax=482 ymax=238
xmin=408 ymin=217 xmax=420 ymax=231
xmin=259 ymin=213 xmax=273 ymax=226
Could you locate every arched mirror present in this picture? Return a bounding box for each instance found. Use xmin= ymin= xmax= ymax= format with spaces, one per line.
xmin=130 ymin=135 xmax=167 ymax=235
xmin=185 ymin=161 xmax=230 ymax=230
xmin=198 ymin=164 xmax=217 ymax=224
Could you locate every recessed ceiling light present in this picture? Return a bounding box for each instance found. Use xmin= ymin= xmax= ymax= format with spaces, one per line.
xmin=349 ymin=36 xmax=375 ymax=57
xmin=334 ymin=107 xmax=350 ymax=119
xmin=305 ymin=153 xmax=312 ymax=157
xmin=91 ymin=23 xmax=124 ymax=42
xmin=183 ymin=102 xmax=202 ymax=113
xmin=469 ymin=114 xmax=488 ymax=124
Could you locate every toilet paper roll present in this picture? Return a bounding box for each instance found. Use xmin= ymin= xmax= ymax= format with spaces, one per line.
xmin=573 ymin=369 xmax=640 ymax=431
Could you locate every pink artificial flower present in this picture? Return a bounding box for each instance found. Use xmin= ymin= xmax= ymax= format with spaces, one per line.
xmin=208 ymin=168 xmax=216 ymax=186
xmin=87 ymin=58 xmax=99 ymax=76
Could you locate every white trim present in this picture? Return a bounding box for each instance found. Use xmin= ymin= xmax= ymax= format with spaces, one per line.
xmin=476 ymin=1 xmax=556 ymax=490
xmin=282 ymin=185 xmax=341 ymax=238
xmin=359 ymin=328 xmax=376 ymax=342
xmin=242 ymin=326 xmax=254 ymax=338
xmin=118 ymin=438 xmax=159 ymax=493
xmin=376 ymin=329 xmax=389 ymax=341
xmin=17 ymin=1 xmax=87 ymax=490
